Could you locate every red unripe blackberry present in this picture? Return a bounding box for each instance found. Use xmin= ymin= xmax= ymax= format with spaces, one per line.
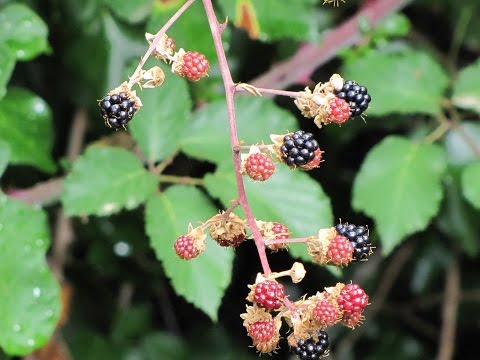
xmin=99 ymin=91 xmax=137 ymax=128
xmin=335 ymin=80 xmax=371 ymax=117
xmin=174 ymin=234 xmax=200 ymax=260
xmin=313 ymin=299 xmax=341 ymax=328
xmin=326 ymin=235 xmax=354 ymax=266
xmin=336 ymin=222 xmax=372 ymax=261
xmin=182 ymin=51 xmax=209 ymax=81
xmin=248 ymin=319 xmax=276 ymax=346
xmin=337 ymin=283 xmax=369 ymax=315
xmin=253 ymin=280 xmax=285 ymax=310
xmin=341 ymin=310 xmax=364 ymax=329
xmin=328 ymin=97 xmax=351 ymax=124
xmin=293 ymin=331 xmax=329 ymax=360
xmin=280 ymin=130 xmax=320 ymax=167
xmin=244 ymin=153 xmax=275 ymax=181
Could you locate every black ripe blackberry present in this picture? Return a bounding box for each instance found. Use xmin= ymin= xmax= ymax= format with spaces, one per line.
xmin=99 ymin=91 xmax=137 ymax=129
xmin=335 ymin=80 xmax=371 ymax=118
xmin=336 ymin=222 xmax=372 ymax=261
xmin=293 ymin=331 xmax=329 ymax=360
xmin=280 ymin=130 xmax=319 ymax=167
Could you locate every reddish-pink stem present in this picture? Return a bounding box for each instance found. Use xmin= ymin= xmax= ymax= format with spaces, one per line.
xmin=127 ymin=0 xmax=196 ymax=88
xmin=202 ymin=0 xmax=271 ymax=275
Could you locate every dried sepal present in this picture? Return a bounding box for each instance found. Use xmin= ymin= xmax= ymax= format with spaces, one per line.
xmin=145 ymin=32 xmax=176 ymax=62
xmin=142 ymin=66 xmax=165 ymax=88
xmin=236 ymin=82 xmax=262 ymax=96
xmin=323 ymin=0 xmax=346 ymax=6
xmin=294 ymin=74 xmax=345 ymax=128
xmin=186 ymin=223 xmax=207 ymax=253
xmin=171 ymin=48 xmax=186 ymax=77
xmin=107 ymin=82 xmax=143 ymax=109
xmin=207 ymin=211 xmax=246 ymax=247
xmin=241 ymin=305 xmax=282 ymax=354
xmin=255 ymin=219 xmax=290 ymax=251
xmin=306 ymin=227 xmax=337 ymax=265
xmin=290 ymin=262 xmax=306 ymax=283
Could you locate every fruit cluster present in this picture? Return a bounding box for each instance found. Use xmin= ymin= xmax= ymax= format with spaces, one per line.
xmin=294 ymin=74 xmax=371 ymax=128
xmin=100 ymin=33 xmax=210 ymax=128
xmin=241 ymin=279 xmax=369 ymax=357
xmin=307 ymin=221 xmax=373 ymax=266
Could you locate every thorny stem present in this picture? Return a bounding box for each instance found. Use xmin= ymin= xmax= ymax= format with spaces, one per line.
xmin=127 ymin=0 xmax=196 ymax=88
xmin=202 ymin=0 xmax=271 ymax=275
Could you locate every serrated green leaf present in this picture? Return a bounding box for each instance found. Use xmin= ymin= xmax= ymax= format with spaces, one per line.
xmin=104 ymin=0 xmax=152 ymax=24
xmin=437 ymin=171 xmax=479 ymax=256
xmin=462 ymin=161 xmax=480 ymax=209
xmin=217 ymin=0 xmax=322 ymax=42
xmin=62 ymin=146 xmax=158 ymax=216
xmin=0 ymin=3 xmax=49 ymax=60
xmin=343 ymin=49 xmax=449 ymax=116
xmin=204 ymin=162 xmax=333 ymax=262
xmin=0 ymin=45 xmax=15 ymax=100
xmin=147 ymin=1 xmax=218 ymax=61
xmin=181 ymin=97 xmax=298 ymax=164
xmin=129 ymin=76 xmax=191 ymax=162
xmin=0 ymin=140 xmax=10 ymax=177
xmin=444 ymin=122 xmax=480 ymax=166
xmin=145 ymin=186 xmax=234 ymax=320
xmin=0 ymin=194 xmax=60 ymax=356
xmin=352 ymin=136 xmax=447 ymax=255
xmin=0 ymin=88 xmax=55 ymax=172
xmin=452 ymin=59 xmax=480 ymax=114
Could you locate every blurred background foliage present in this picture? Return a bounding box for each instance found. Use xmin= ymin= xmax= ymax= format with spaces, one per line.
xmin=0 ymin=0 xmax=479 ymax=359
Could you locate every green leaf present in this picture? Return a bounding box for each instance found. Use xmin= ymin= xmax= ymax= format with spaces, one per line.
xmin=145 ymin=186 xmax=234 ymax=320
xmin=104 ymin=0 xmax=152 ymax=24
xmin=204 ymin=162 xmax=333 ymax=262
xmin=62 ymin=146 xmax=158 ymax=216
xmin=452 ymin=59 xmax=480 ymax=114
xmin=0 ymin=88 xmax=55 ymax=172
xmin=437 ymin=171 xmax=479 ymax=256
xmin=352 ymin=136 xmax=447 ymax=255
xmin=217 ymin=0 xmax=322 ymax=42
xmin=462 ymin=161 xmax=480 ymax=209
xmin=147 ymin=1 xmax=218 ymax=61
xmin=444 ymin=122 xmax=480 ymax=166
xmin=0 ymin=140 xmax=10 ymax=177
xmin=0 ymin=45 xmax=15 ymax=100
xmin=181 ymin=96 xmax=298 ymax=164
xmin=0 ymin=194 xmax=60 ymax=356
xmin=129 ymin=76 xmax=191 ymax=162
xmin=0 ymin=3 xmax=49 ymax=60
xmin=343 ymin=49 xmax=449 ymax=116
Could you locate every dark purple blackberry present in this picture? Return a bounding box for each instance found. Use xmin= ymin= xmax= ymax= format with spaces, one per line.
xmin=336 ymin=222 xmax=372 ymax=261
xmin=335 ymin=80 xmax=371 ymax=118
xmin=99 ymin=91 xmax=137 ymax=129
xmin=280 ymin=130 xmax=319 ymax=167
xmin=293 ymin=331 xmax=329 ymax=360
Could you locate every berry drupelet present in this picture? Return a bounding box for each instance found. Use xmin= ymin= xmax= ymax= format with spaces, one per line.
xmin=99 ymin=91 xmax=137 ymax=129
xmin=335 ymin=80 xmax=371 ymax=118
xmin=336 ymin=222 xmax=372 ymax=261
xmin=280 ymin=130 xmax=320 ymax=167
xmin=293 ymin=331 xmax=329 ymax=360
